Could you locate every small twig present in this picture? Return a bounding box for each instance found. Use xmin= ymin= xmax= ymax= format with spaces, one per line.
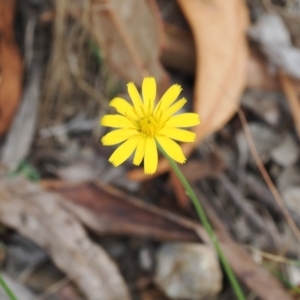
xmin=37 ymin=277 xmax=70 ymax=300
xmin=245 ymin=245 xmax=300 ymax=266
xmin=238 ymin=109 xmax=300 ymax=242
xmin=245 ymin=174 xmax=300 ymax=228
xmin=66 ymin=52 xmax=105 ymax=103
xmin=218 ymin=174 xmax=267 ymax=232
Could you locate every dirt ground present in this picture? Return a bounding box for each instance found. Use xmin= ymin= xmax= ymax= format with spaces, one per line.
xmin=0 ymin=0 xmax=300 ymax=299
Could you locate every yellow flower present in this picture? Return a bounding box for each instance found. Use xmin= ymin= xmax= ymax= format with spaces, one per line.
xmin=100 ymin=77 xmax=200 ymax=174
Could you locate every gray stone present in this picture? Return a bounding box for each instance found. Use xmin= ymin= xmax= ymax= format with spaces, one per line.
xmin=154 ymin=243 xmax=222 ymax=300
xmin=248 ymin=13 xmax=291 ymax=46
xmin=282 ymin=187 xmax=300 ymax=216
xmin=271 ymin=136 xmax=299 ymax=167
xmin=248 ymin=13 xmax=300 ymax=79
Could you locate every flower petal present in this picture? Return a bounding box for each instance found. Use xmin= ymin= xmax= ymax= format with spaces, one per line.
xmin=108 ymin=136 xmax=140 ymax=167
xmin=160 ymin=97 xmax=187 ymax=121
xmin=142 ymin=77 xmax=156 ymax=114
xmin=156 ymin=84 xmax=182 ymax=112
xmin=133 ymin=137 xmax=146 ymax=166
xmin=127 ymin=82 xmax=143 ymax=115
xmin=101 ymin=115 xmax=135 ymax=128
xmin=156 ymin=136 xmax=186 ymax=164
xmin=144 ymin=138 xmax=158 ymax=174
xmin=109 ymin=97 xmax=137 ymax=120
xmin=158 ymin=128 xmax=196 ymax=142
xmin=102 ymin=129 xmax=138 ymax=145
xmin=165 ymin=113 xmax=200 ymax=128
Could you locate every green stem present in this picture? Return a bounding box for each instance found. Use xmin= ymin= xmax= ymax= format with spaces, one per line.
xmin=158 ymin=144 xmax=246 ymax=300
xmin=0 ymin=273 xmax=18 ymax=300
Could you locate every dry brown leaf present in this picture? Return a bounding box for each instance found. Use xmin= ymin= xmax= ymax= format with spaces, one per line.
xmin=0 ymin=176 xmax=131 ymax=300
xmin=90 ymin=0 xmax=169 ymax=93
xmin=128 ymin=0 xmax=249 ymax=181
xmin=42 ymin=180 xmax=207 ymax=243
xmin=0 ymin=0 xmax=23 ymax=136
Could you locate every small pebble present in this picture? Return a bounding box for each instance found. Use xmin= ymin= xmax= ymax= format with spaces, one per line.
xmin=154 ymin=243 xmax=222 ymax=300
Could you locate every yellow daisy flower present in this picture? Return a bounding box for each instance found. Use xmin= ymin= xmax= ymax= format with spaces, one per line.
xmin=100 ymin=77 xmax=200 ymax=174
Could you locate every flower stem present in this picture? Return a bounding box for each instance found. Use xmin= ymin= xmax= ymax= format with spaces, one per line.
xmin=0 ymin=273 xmax=18 ymax=300
xmin=158 ymin=144 xmax=246 ymax=300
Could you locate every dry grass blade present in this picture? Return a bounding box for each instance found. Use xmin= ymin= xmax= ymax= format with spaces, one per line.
xmin=238 ymin=109 xmax=300 ymax=242
xmin=246 ymin=246 xmax=300 ymax=266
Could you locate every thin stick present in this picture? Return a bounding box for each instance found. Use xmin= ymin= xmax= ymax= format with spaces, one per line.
xmin=158 ymin=144 xmax=246 ymax=300
xmin=245 ymin=245 xmax=300 ymax=266
xmin=238 ymin=109 xmax=300 ymax=241
xmin=37 ymin=277 xmax=70 ymax=300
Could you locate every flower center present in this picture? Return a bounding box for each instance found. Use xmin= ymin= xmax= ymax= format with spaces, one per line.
xmin=139 ymin=115 xmax=158 ymax=136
